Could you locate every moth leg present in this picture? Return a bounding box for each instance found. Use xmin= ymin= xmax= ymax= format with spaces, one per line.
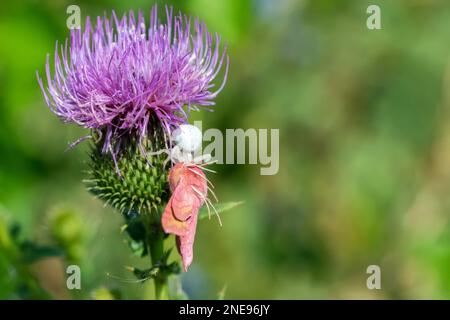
xmin=206 ymin=197 xmax=222 ymax=226
xmin=191 ymin=185 xmax=221 ymax=226
xmin=191 ymin=185 xmax=212 ymax=220
xmin=194 ymin=187 xmax=221 ymax=225
xmin=187 ymin=167 xmax=216 ymax=190
xmin=189 ymin=168 xmax=219 ymax=201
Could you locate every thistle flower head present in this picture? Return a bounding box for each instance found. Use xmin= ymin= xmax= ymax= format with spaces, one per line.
xmin=37 ymin=5 xmax=228 ymax=156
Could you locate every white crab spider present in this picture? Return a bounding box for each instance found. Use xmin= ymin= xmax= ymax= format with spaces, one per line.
xmin=148 ymin=124 xmax=213 ymax=166
xmin=170 ymin=124 xmax=212 ymax=164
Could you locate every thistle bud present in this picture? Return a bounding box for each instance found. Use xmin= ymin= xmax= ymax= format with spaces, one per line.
xmin=86 ymin=131 xmax=170 ymax=215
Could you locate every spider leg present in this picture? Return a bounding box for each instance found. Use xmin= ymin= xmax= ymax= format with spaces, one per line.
xmin=65 ymin=135 xmax=92 ymax=152
xmin=147 ymin=149 xmax=169 ymax=157
xmin=147 ymin=149 xmax=171 ymax=167
xmin=163 ymin=155 xmax=172 ymax=167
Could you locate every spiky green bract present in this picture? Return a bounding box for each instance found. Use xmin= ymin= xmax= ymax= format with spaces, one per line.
xmin=85 ymin=135 xmax=170 ymax=216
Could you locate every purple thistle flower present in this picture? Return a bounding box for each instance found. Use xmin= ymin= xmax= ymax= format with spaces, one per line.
xmin=37 ymin=5 xmax=228 ymax=158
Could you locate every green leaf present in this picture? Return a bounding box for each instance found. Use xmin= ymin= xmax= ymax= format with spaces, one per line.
xmin=198 ymin=201 xmax=244 ymax=221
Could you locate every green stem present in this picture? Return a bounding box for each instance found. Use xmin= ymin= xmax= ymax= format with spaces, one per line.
xmin=147 ymin=221 xmax=169 ymax=300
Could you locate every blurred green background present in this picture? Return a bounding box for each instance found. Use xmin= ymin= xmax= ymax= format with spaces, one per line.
xmin=1 ymin=0 xmax=450 ymax=299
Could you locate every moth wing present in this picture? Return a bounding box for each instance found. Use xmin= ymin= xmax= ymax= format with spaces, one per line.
xmin=168 ymin=163 xmax=185 ymax=191
xmin=165 ymin=163 xmax=209 ymax=271
xmin=176 ymin=210 xmax=199 ymax=272
xmin=186 ymin=165 xmax=208 ymax=196
xmin=161 ymin=198 xmax=190 ymax=236
xmin=171 ymin=180 xmax=202 ymax=221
